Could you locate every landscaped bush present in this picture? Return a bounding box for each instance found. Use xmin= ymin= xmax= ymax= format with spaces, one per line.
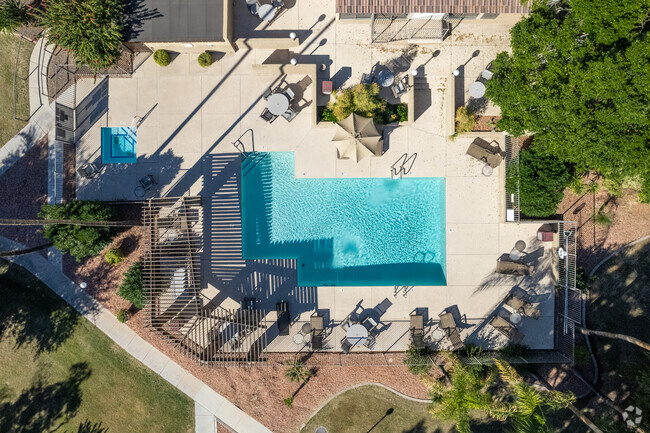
xmin=37 ymin=0 xmax=124 ymax=73
xmin=39 ymin=201 xmax=118 ymax=261
xmin=576 ymin=266 xmax=593 ymax=292
xmin=461 ymin=342 xmax=484 ymax=359
xmin=320 ymin=107 xmax=337 ymax=123
xmin=104 ymin=247 xmax=125 ymax=265
xmin=395 ymin=103 xmax=408 ymax=122
xmin=506 ymin=145 xmax=574 ymax=217
xmin=574 ymin=345 xmax=590 ymax=366
xmin=197 ymin=52 xmax=213 ymax=68
xmin=117 ymin=262 xmax=144 ymax=309
xmin=451 ymin=106 xmax=477 ymax=139
xmin=594 ymin=210 xmax=613 ymax=227
xmin=116 ymin=308 xmax=129 ymax=323
xmin=153 ymin=49 xmax=171 ymax=67
xmin=0 ymin=0 xmax=32 ymax=34
xmin=327 ymin=83 xmax=387 ymax=122
xmin=403 ymin=343 xmax=433 ymax=375
xmin=499 ymin=342 xmax=529 ymax=358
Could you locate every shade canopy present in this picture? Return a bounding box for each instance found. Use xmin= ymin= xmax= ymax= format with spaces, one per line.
xmin=332 ymin=113 xmax=383 ymax=162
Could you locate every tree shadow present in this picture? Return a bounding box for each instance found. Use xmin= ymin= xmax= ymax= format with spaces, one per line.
xmin=72 ymin=419 xmax=109 ymax=433
xmin=0 ymin=260 xmax=80 ymax=354
xmin=401 ymin=419 xmax=429 ymax=433
xmin=0 ymin=363 xmax=92 ymax=433
xmin=122 ymin=0 xmax=163 ymax=41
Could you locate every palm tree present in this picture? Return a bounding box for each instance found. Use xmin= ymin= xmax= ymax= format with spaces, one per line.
xmin=285 ymin=360 xmax=312 ymax=383
xmin=422 ymin=354 xmax=496 ymax=433
xmin=492 ymin=359 xmax=575 ymax=433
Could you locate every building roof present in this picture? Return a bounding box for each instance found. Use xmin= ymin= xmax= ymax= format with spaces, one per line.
xmin=336 ymin=0 xmax=529 ymax=15
xmin=128 ymin=0 xmax=224 ymax=43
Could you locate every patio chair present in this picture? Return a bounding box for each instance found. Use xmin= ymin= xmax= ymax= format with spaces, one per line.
xmin=364 ymin=334 xmax=377 ymax=350
xmin=447 ymin=328 xmax=464 ymax=351
xmin=311 ymin=313 xmax=324 ymax=350
xmin=438 ymin=310 xmax=457 ymax=331
xmin=282 ymin=107 xmax=298 ymax=122
xmin=481 ymin=69 xmax=494 ymax=80
xmin=341 ymin=337 xmax=352 ymax=353
xmin=139 ymin=174 xmax=157 ymax=191
xmin=246 ymin=1 xmax=259 ymax=15
xmin=262 ymin=87 xmax=272 ymax=100
xmin=466 ymin=137 xmax=503 ymax=168
xmin=507 ymin=288 xmax=541 ymax=319
xmin=489 ymin=315 xmax=524 ymax=343
xmin=276 ymin=301 xmax=290 ymax=336
xmin=410 ymin=313 xmax=425 ymax=348
xmin=362 ymin=316 xmax=378 ymax=332
xmin=361 ymin=73 xmax=374 ymax=85
xmin=340 ymin=316 xmax=352 ymax=332
xmin=391 ymin=77 xmax=408 ymax=99
xmin=260 ymin=107 xmax=277 ymax=123
xmin=77 ymin=163 xmax=100 ymax=179
xmin=496 ymin=257 xmax=533 ymax=276
xmin=272 ymin=0 xmax=284 ymax=8
xmin=285 ymin=87 xmax=296 ymax=102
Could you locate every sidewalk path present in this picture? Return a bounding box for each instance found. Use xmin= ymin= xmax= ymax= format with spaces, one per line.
xmin=0 ymin=235 xmax=272 ymax=433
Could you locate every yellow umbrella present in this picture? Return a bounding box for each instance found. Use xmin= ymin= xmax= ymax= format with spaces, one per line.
xmin=332 ymin=113 xmax=383 ymax=162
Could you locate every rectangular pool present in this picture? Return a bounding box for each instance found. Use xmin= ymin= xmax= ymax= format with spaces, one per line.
xmin=101 ymin=127 xmax=136 ymax=163
xmin=241 ymin=152 xmax=446 ymax=286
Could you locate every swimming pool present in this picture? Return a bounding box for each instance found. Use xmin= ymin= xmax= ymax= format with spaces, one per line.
xmin=101 ymin=127 xmax=136 ymax=163
xmin=241 ymin=152 xmax=446 ymax=286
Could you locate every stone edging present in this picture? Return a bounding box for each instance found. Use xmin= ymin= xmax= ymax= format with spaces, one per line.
xmin=300 ymin=382 xmax=430 ymax=429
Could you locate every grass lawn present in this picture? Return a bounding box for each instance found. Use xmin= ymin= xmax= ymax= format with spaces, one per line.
xmin=587 ymin=239 xmax=650 ymax=430
xmin=300 ymin=385 xmax=502 ymax=433
xmin=0 ymin=259 xmax=194 ymax=433
xmin=0 ymin=34 xmax=32 ymax=147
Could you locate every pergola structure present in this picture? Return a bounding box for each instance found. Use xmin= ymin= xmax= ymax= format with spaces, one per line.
xmin=142 ymin=196 xmax=268 ymax=366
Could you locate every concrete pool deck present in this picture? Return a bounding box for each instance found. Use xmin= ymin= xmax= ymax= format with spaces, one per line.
xmin=73 ymin=14 xmax=557 ymax=351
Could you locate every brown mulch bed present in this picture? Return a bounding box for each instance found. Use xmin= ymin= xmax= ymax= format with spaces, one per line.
xmin=0 ymin=135 xmax=49 ymax=249
xmin=64 ymin=231 xmax=431 ymax=433
xmin=556 ymin=181 xmax=650 ymax=272
xmin=473 ymin=115 xmax=501 ymax=132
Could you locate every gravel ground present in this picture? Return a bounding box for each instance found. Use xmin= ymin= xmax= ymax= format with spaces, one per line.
xmin=0 ymin=135 xmax=49 ymax=249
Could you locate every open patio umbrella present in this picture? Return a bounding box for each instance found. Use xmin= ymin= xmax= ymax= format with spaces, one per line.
xmin=332 ymin=113 xmax=383 ymax=162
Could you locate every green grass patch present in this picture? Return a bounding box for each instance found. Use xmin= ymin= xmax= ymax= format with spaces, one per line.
xmin=300 ymin=385 xmax=502 ymax=433
xmin=0 ymin=259 xmax=194 ymax=433
xmin=0 ymin=34 xmax=32 ymax=147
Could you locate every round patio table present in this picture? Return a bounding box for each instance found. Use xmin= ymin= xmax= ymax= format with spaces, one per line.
xmin=377 ymin=69 xmax=395 ymax=87
xmin=431 ymin=329 xmax=444 ymax=342
xmin=510 ymin=312 xmax=522 ymax=325
xmin=482 ymin=164 xmax=493 ymax=176
xmin=267 ymin=93 xmax=289 ymax=115
xmin=293 ymin=333 xmax=304 ymax=344
xmin=469 ymin=81 xmax=486 ymax=98
xmin=301 ymin=323 xmax=312 ymax=334
xmin=346 ymin=323 xmax=368 ymax=347
xmin=134 ymin=186 xmax=145 ymax=198
xmin=509 ymin=248 xmax=522 ymax=262
xmin=514 ymin=240 xmax=527 ymax=252
xmin=258 ymin=3 xmax=275 ymax=21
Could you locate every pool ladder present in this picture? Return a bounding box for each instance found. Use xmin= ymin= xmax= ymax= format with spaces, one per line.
xmin=241 ymin=152 xmax=269 ymax=177
xmin=391 ymin=153 xmax=417 ymax=178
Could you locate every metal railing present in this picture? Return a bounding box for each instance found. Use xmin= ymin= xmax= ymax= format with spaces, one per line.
xmin=371 ymin=14 xmax=450 ymax=43
xmin=504 ymin=135 xmax=520 ymax=222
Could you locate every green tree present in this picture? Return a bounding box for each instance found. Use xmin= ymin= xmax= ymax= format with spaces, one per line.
xmin=38 ymin=201 xmax=118 ymax=261
xmin=486 ymin=0 xmax=650 ymax=201
xmin=284 ymin=360 xmax=312 ymax=383
xmin=37 ymin=0 xmax=124 ymax=73
xmin=403 ymin=343 xmax=433 ymax=375
xmin=327 ymin=83 xmax=387 ymax=121
xmin=506 ymin=145 xmax=574 ymax=217
xmin=491 ymin=359 xmax=575 ymax=433
xmin=117 ymin=262 xmax=144 ymax=309
xmin=423 ymin=354 xmax=495 ymax=433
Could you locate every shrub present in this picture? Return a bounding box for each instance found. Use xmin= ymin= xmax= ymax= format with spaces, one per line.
xmin=396 ymin=104 xmax=408 ymax=122
xmin=104 ymin=248 xmax=125 ymax=265
xmin=116 ymin=308 xmax=129 ymax=323
xmin=576 ymin=266 xmax=594 ymax=292
xmin=197 ymin=52 xmax=213 ymax=68
xmin=320 ymin=107 xmax=337 ymax=123
xmin=461 ymin=342 xmax=484 ymax=359
xmin=403 ymin=343 xmax=433 ymax=375
xmin=153 ymin=49 xmax=171 ymax=67
xmin=283 ymin=395 xmax=294 ymax=408
xmin=327 ymin=83 xmax=387 ymax=122
xmin=39 ymin=201 xmax=118 ymax=261
xmin=499 ymin=343 xmax=529 ymax=358
xmin=574 ymin=345 xmax=590 ymax=366
xmin=0 ymin=0 xmax=32 ymax=34
xmin=37 ymin=0 xmax=123 ymax=73
xmin=117 ymin=262 xmax=144 ymax=309
xmin=506 ymin=145 xmax=574 ymax=217
xmin=451 ymin=106 xmax=476 ymax=139
xmin=594 ymin=210 xmax=613 ymax=227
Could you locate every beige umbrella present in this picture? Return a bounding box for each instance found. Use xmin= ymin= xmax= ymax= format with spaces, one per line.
xmin=332 ymin=113 xmax=383 ymax=162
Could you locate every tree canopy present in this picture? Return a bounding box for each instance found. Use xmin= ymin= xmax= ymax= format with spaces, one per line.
xmin=486 ymin=0 xmax=650 ymax=200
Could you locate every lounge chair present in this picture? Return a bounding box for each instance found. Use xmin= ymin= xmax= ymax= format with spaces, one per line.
xmin=260 ymin=108 xmax=277 ymax=123
xmin=276 ymin=301 xmax=290 ymax=336
xmin=466 ymin=137 xmax=503 ymax=168
xmin=311 ymin=313 xmax=324 ymax=350
xmin=506 ymin=289 xmax=541 ymax=319
xmin=410 ymin=313 xmax=425 ymax=348
xmin=496 ymin=257 xmax=533 ymax=276
xmin=489 ymin=315 xmax=524 ymax=343
xmin=438 ymin=311 xmax=457 ymax=331
xmin=77 ymin=163 xmax=100 ymax=179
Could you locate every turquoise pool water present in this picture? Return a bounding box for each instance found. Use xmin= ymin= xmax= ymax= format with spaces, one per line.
xmin=101 ymin=127 xmax=136 ymax=163
xmin=241 ymin=152 xmax=446 ymax=286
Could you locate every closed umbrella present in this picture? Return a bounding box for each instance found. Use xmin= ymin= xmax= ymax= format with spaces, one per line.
xmin=332 ymin=113 xmax=383 ymax=162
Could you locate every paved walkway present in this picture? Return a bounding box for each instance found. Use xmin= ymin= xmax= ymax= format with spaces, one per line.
xmin=0 ymin=235 xmax=272 ymax=433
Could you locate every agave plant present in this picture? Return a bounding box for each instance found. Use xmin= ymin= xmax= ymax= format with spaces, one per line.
xmin=0 ymin=0 xmax=32 ymax=35
xmin=284 ymin=360 xmax=312 ymax=384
